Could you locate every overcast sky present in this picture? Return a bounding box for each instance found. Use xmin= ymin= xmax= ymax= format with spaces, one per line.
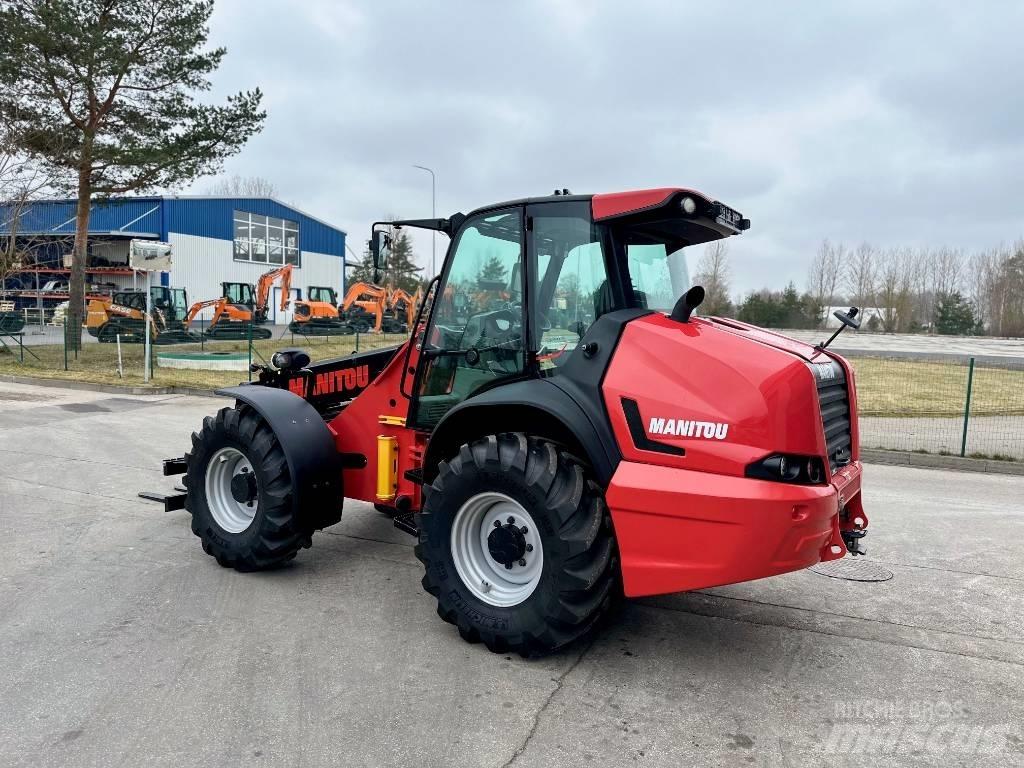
xmin=190 ymin=0 xmax=1024 ymax=294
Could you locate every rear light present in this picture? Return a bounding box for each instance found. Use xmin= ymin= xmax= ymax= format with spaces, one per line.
xmin=746 ymin=454 xmax=828 ymax=485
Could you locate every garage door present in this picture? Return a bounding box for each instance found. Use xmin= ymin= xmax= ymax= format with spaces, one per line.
xmin=271 ymin=287 xmax=300 ymax=324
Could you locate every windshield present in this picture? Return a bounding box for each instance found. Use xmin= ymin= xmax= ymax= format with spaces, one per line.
xmin=623 ymin=242 xmax=690 ymax=312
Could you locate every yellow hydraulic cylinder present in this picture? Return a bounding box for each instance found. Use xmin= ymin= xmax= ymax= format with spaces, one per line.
xmin=376 ymin=435 xmax=399 ymax=502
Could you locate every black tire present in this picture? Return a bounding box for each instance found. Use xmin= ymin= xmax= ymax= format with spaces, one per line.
xmin=184 ymin=404 xmax=312 ymax=571
xmin=415 ymin=433 xmax=619 ymax=656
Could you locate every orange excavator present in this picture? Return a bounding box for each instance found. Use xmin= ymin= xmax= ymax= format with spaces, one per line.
xmin=184 ymin=297 xmax=273 ymax=340
xmin=252 ymin=265 xmax=352 ymax=335
xmin=340 ymin=281 xmax=408 ymax=334
xmin=388 ymin=286 xmax=422 ymax=329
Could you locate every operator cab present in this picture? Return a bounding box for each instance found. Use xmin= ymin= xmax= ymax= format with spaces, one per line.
xmin=373 ymin=189 xmax=750 ymax=430
xmin=222 ymin=281 xmax=255 ymax=311
xmin=308 ymin=286 xmax=339 ymax=306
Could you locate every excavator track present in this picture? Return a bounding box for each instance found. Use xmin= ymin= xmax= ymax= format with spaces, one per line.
xmin=203 ymin=322 xmax=273 ymax=341
xmin=288 ymin=318 xmax=355 ymax=336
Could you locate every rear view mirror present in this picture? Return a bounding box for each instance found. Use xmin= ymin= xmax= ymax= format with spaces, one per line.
xmin=369 ymin=229 xmax=392 ymax=273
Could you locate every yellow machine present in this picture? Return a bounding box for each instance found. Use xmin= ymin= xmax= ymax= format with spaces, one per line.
xmin=86 ymin=287 xmax=195 ymax=344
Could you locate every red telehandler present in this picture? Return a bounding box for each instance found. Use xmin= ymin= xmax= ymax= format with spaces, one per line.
xmin=159 ymin=188 xmax=869 ymax=656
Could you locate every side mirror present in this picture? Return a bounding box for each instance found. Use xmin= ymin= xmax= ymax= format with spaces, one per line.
xmin=833 ymin=306 xmax=861 ymax=330
xmin=369 ymin=229 xmax=392 ymax=273
xmin=669 ymin=285 xmax=705 ymax=323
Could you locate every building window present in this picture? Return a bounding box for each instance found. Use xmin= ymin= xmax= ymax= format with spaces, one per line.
xmin=234 ymin=211 xmax=300 ymax=266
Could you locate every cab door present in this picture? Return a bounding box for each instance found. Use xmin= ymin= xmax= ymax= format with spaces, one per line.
xmin=409 ymin=208 xmax=526 ymax=430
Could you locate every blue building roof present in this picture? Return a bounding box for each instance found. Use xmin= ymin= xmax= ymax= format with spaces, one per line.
xmin=0 ymin=196 xmax=347 ymax=258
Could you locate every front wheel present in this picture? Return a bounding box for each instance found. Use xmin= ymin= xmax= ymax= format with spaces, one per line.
xmin=415 ymin=433 xmax=620 ymax=656
xmin=184 ymin=405 xmax=313 ymax=571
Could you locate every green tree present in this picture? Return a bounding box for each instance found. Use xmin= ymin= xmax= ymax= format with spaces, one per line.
xmin=737 ymin=291 xmax=785 ymax=327
xmin=735 ymin=285 xmax=822 ymax=329
xmin=0 ymin=0 xmax=265 ymax=343
xmin=347 ymin=246 xmax=376 ymax=286
xmin=934 ymin=292 xmax=976 ymax=335
xmin=382 ymin=229 xmax=422 ymax=293
xmin=780 ymin=283 xmax=805 ymax=327
xmin=477 ymin=255 xmax=507 ymax=284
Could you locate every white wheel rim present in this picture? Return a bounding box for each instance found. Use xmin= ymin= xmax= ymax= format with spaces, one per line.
xmin=450 ymin=492 xmax=543 ymax=608
xmin=205 ymin=447 xmax=258 ymax=534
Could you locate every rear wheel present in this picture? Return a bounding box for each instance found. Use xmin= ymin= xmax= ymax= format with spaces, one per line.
xmin=415 ymin=433 xmax=619 ymax=656
xmin=184 ymin=405 xmax=313 ymax=571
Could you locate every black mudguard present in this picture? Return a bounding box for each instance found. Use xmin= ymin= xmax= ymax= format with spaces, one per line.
xmin=217 ymin=385 xmax=343 ymax=530
xmin=425 ymin=379 xmax=619 ymax=486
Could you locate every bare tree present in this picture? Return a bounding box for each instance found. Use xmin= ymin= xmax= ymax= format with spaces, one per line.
xmin=208 ymin=174 xmax=279 ymax=198
xmin=0 ymin=129 xmax=49 ymax=291
xmin=693 ymin=240 xmax=732 ymax=315
xmin=807 ymin=239 xmax=844 ymax=326
xmin=874 ymin=247 xmax=914 ymax=332
xmin=846 ymin=242 xmax=878 ymax=310
xmin=999 ymin=241 xmax=1024 ymax=337
xmin=931 ymin=246 xmax=965 ymax=298
xmin=970 ymin=247 xmax=1004 ymax=334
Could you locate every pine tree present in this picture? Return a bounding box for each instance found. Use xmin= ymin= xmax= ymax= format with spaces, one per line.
xmin=934 ymin=292 xmax=976 ymax=335
xmin=382 ymin=229 xmax=422 ymax=293
xmin=347 ymin=247 xmax=376 ymax=286
xmin=477 ymin=255 xmax=507 ymax=284
xmin=0 ymin=0 xmax=266 ymax=344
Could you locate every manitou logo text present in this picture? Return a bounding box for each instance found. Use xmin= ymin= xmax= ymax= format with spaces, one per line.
xmin=648 ymin=417 xmax=729 ymax=440
xmin=813 ymin=362 xmax=836 ymax=381
xmin=288 ymin=365 xmax=371 ymax=398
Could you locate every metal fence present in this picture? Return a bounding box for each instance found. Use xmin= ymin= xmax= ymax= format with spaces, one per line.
xmin=0 ymin=315 xmax=409 ymax=392
xmin=2 ymin=318 xmax=1021 ymax=463
xmin=847 ymin=354 xmax=1024 ymax=461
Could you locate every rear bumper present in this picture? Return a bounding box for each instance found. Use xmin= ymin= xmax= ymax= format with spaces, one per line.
xmin=606 ymin=461 xmax=863 ymax=597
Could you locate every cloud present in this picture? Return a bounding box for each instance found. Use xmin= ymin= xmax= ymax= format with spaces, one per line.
xmin=193 ymin=0 xmax=1024 ymax=294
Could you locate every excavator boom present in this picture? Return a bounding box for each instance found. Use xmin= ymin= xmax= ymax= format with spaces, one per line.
xmin=253 ymin=265 xmax=294 ymax=323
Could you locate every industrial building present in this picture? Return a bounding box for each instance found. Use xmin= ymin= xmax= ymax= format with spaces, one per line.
xmin=0 ymin=196 xmax=348 ymax=325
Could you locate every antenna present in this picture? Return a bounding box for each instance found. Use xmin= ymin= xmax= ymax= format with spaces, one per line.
xmin=817 ymin=307 xmax=861 ymax=350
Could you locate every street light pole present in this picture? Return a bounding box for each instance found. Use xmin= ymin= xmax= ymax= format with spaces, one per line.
xmin=412 ymin=164 xmax=436 ymax=277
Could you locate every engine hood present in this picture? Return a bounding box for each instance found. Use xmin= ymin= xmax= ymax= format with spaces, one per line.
xmin=703 ymin=316 xmax=832 ymax=362
xmin=601 ymin=313 xmax=829 ymax=477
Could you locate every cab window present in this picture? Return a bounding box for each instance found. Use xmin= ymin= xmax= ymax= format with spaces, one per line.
xmin=530 ymin=204 xmax=611 ymax=370
xmin=413 ymin=210 xmax=525 ymax=428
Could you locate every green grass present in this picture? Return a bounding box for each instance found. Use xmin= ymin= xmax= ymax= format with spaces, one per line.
xmin=0 ymin=331 xmax=409 ymax=390
xmin=846 ymin=356 xmax=1024 ymax=417
xmin=3 ymin=337 xmax=1023 ymax=421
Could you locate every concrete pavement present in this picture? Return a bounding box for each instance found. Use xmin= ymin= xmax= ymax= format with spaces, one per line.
xmin=0 ymin=381 xmax=1022 ymax=767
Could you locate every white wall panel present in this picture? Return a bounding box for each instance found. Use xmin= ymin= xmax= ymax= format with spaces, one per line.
xmin=167 ymin=233 xmax=344 ymax=319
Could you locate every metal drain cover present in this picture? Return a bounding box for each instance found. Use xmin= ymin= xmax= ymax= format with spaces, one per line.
xmin=810 ymin=558 xmax=893 ymax=582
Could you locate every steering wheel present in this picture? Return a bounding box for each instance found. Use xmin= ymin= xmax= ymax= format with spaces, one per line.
xmin=481 ymin=308 xmax=517 ymax=340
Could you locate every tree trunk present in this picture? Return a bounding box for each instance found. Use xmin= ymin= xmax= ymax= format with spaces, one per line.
xmin=67 ymin=160 xmax=92 ymax=351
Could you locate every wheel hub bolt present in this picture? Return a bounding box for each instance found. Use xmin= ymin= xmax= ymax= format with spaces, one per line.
xmin=526 ymin=544 xmax=533 ymax=552
xmin=504 ymin=562 xmax=513 ymax=570
xmin=507 ymin=516 xmax=515 ymax=524
xmin=518 ymin=559 xmax=526 ymax=567
xmin=493 ymin=520 xmax=501 ymax=528
xmin=520 ymin=526 xmax=528 ymax=535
